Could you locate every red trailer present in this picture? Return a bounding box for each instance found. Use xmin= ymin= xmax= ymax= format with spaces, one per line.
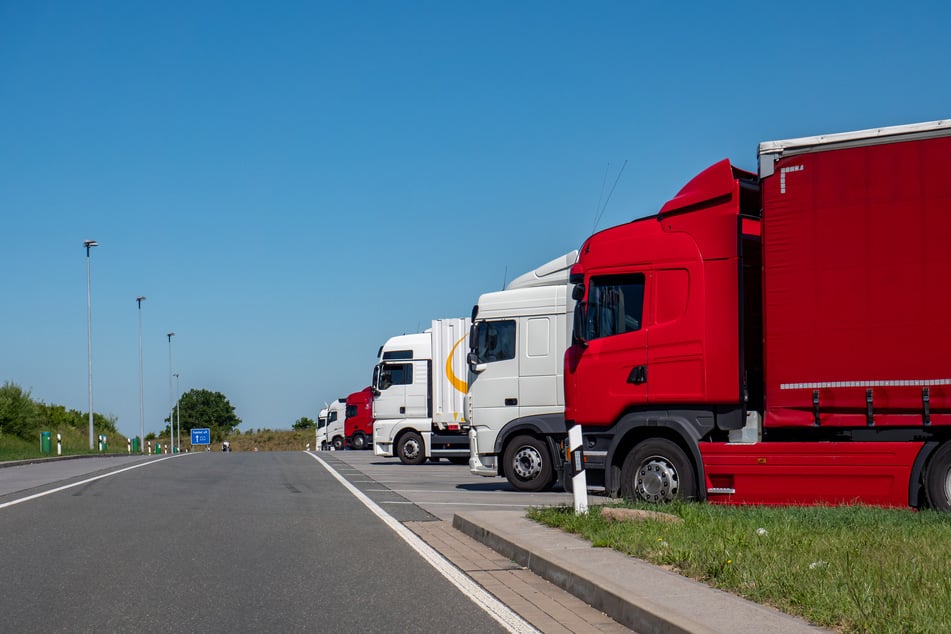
xmin=345 ymin=386 xmax=374 ymax=450
xmin=566 ymin=120 xmax=951 ymax=509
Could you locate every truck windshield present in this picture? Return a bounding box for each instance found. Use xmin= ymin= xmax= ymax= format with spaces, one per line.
xmin=471 ymin=320 xmax=516 ymax=363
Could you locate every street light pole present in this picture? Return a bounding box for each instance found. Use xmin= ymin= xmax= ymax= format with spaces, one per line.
xmin=137 ymin=296 xmax=147 ymax=452
xmin=173 ymin=372 xmax=181 ymax=453
xmin=167 ymin=332 xmax=175 ymax=453
xmin=84 ymin=239 xmax=99 ymax=450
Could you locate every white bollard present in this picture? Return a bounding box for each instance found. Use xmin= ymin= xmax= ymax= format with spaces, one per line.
xmin=568 ymin=424 xmax=588 ymax=514
xmin=57 ymin=433 xmax=62 ymax=456
xmin=127 ymin=438 xmax=131 ymax=454
xmin=306 ymin=443 xmax=310 ymax=451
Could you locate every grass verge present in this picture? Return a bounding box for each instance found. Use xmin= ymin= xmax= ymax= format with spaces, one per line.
xmin=0 ymin=428 xmax=129 ymax=461
xmin=528 ymin=502 xmax=951 ymax=633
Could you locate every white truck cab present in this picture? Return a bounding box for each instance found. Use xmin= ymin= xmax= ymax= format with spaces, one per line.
xmin=318 ymin=398 xmax=346 ymax=450
xmin=467 ymin=251 xmax=577 ymax=491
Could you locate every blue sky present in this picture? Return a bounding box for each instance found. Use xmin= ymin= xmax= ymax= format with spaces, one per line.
xmin=2 ymin=2 xmax=949 ymax=440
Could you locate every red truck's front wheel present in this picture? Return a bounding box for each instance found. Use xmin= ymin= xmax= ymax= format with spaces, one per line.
xmin=620 ymin=439 xmax=697 ymax=503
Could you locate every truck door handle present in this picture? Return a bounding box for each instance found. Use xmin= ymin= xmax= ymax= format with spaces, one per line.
xmin=505 ymin=398 xmax=517 ymax=406
xmin=627 ymin=365 xmax=647 ymax=385
xmin=399 ymin=406 xmax=406 ymax=414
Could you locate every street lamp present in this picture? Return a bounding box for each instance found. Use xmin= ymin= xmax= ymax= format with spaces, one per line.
xmin=137 ymin=296 xmax=147 ymax=453
xmin=173 ymin=372 xmax=181 ymax=453
xmin=84 ymin=239 xmax=99 ymax=450
xmin=167 ymin=332 xmax=175 ymax=453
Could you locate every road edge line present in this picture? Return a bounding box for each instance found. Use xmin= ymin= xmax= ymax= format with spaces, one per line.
xmin=305 ymin=451 xmax=539 ymax=634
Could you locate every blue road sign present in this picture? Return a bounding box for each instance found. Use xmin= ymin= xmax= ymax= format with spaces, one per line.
xmin=191 ymin=428 xmax=211 ymax=445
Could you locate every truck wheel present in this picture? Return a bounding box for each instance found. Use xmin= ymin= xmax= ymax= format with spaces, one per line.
xmin=620 ymin=438 xmax=696 ymax=503
xmin=398 ymin=431 xmax=426 ymax=465
xmin=503 ymin=435 xmax=555 ymax=492
xmin=351 ymin=433 xmax=366 ymax=451
xmin=332 ymin=436 xmax=344 ymax=451
xmin=924 ymin=442 xmax=951 ymax=511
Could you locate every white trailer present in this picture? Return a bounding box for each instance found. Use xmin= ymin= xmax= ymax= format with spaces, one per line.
xmin=372 ymin=318 xmax=472 ymax=465
xmin=467 ymin=251 xmax=577 ymax=490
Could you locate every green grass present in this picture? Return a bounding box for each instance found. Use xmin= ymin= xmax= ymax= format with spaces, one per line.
xmin=0 ymin=428 xmax=130 ymax=461
xmin=529 ymin=502 xmax=951 ymax=633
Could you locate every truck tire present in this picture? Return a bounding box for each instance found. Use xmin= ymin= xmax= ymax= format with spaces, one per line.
xmin=502 ymin=435 xmax=555 ymax=492
xmin=619 ymin=438 xmax=697 ymax=503
xmin=351 ymin=433 xmax=367 ymax=451
xmin=332 ymin=436 xmax=344 ymax=451
xmin=924 ymin=442 xmax=951 ymax=511
xmin=397 ymin=431 xmax=426 ymax=465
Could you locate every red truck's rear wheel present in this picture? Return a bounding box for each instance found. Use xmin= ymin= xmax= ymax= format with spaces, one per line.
xmin=925 ymin=442 xmax=951 ymax=511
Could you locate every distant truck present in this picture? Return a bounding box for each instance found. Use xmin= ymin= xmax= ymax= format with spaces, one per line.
xmin=372 ymin=318 xmax=471 ymax=465
xmin=345 ymin=386 xmax=374 ymax=450
xmin=317 ymin=398 xmax=347 ymax=451
xmin=566 ymin=119 xmax=951 ymax=510
xmin=467 ymin=251 xmax=578 ymax=491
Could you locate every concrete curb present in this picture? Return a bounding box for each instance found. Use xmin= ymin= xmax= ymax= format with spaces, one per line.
xmin=0 ymin=453 xmax=135 ymax=469
xmin=453 ymin=510 xmax=829 ymax=634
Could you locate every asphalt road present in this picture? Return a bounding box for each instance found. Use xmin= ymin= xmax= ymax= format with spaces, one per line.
xmin=314 ymin=450 xmax=609 ymax=521
xmin=0 ymin=452 xmax=514 ymax=633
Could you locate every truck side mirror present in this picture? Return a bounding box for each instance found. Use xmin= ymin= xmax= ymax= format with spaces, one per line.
xmin=572 ymin=301 xmax=588 ymax=346
xmin=467 ymin=351 xmax=486 ymax=373
xmin=572 ymin=284 xmax=585 ymax=301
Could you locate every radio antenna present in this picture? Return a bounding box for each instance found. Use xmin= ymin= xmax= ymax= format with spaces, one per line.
xmin=501 ymin=265 xmax=508 ymax=290
xmin=592 ymin=159 xmax=628 ymax=233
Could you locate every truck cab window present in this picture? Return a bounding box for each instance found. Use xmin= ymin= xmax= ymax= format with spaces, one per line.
xmin=584 ymin=274 xmax=645 ymax=340
xmin=472 ymin=320 xmax=516 ymax=362
xmin=378 ymin=362 xmax=413 ymax=390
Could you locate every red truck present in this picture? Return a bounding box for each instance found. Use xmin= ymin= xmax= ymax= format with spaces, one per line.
xmin=566 ymin=119 xmax=951 ymax=510
xmin=345 ymin=386 xmax=374 ymax=450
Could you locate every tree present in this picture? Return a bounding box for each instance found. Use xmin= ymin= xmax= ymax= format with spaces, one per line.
xmin=0 ymin=382 xmax=42 ymax=439
xmin=167 ymin=388 xmax=241 ymax=438
xmin=292 ymin=416 xmax=315 ymax=430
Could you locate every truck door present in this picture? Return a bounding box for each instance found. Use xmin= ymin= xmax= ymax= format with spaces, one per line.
xmin=375 ymin=361 xmax=414 ymax=419
xmin=569 ymin=272 xmax=649 ymax=425
xmin=471 ymin=319 xmax=519 ymax=429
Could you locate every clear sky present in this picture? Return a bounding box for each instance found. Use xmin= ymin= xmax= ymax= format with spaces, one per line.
xmin=2 ymin=2 xmax=949 ymax=440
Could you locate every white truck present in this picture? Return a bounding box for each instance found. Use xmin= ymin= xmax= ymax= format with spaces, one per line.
xmin=316 ymin=398 xmax=346 ymax=450
xmin=467 ymin=251 xmax=578 ymax=491
xmin=372 ymin=318 xmax=471 ymax=465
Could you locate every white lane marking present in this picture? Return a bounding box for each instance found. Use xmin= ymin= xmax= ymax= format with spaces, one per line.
xmin=0 ymin=456 xmax=184 ymax=510
xmin=305 ymin=452 xmax=539 ymax=634
xmin=380 ymin=501 xmax=534 ymax=508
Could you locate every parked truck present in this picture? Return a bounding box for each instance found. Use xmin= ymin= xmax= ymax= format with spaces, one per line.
xmin=318 ymin=398 xmax=347 ymax=451
xmin=565 ymin=119 xmax=951 ymax=510
xmin=372 ymin=318 xmax=472 ymax=465
xmin=467 ymin=251 xmax=578 ymax=491
xmin=345 ymin=386 xmax=374 ymax=450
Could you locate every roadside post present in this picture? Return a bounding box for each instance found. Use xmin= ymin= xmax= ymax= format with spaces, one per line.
xmin=568 ymin=424 xmax=588 ymax=514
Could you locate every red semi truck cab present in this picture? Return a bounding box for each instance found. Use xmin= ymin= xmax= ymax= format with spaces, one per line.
xmin=345 ymin=386 xmax=374 ymax=450
xmin=566 ymin=120 xmax=951 ymax=510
